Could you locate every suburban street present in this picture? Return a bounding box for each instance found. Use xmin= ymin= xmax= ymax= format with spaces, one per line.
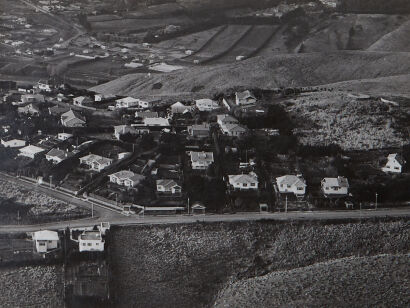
xmin=1 ymin=207 xmax=409 ymax=233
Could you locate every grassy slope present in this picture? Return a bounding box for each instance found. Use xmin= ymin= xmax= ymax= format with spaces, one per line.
xmin=368 ymin=20 xmax=410 ymax=52
xmin=109 ymin=219 xmax=409 ymax=308
xmin=90 ymin=51 xmax=410 ymax=97
xmin=214 ymin=253 xmax=409 ymax=308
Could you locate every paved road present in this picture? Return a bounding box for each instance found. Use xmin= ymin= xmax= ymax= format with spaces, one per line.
xmin=0 ymin=172 xmax=121 ymax=221
xmin=1 ymin=207 xmax=409 ymax=233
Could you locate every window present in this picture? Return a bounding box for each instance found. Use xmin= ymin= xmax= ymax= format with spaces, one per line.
xmin=243 ymin=183 xmax=247 ymax=187
xmin=87 ymin=243 xmax=92 ymax=246
xmin=251 ymin=183 xmax=256 ymax=186
xmin=394 ymin=167 xmax=399 ymax=170
xmin=96 ymin=243 xmax=99 ymax=246
xmin=287 ymin=185 xmax=291 ymax=188
xmin=82 ymin=243 xmax=86 ymax=246
xmin=39 ymin=242 xmax=45 ymax=246
xmin=297 ymin=187 xmax=303 ymax=190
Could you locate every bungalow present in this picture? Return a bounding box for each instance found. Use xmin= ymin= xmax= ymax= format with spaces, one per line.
xmin=73 ymin=96 xmax=92 ymax=106
xmin=382 ymin=153 xmax=405 ymax=173
xmin=57 ymin=133 xmax=73 ymax=141
xmin=144 ymin=117 xmax=170 ymax=127
xmin=137 ymin=99 xmax=156 ymax=109
xmin=156 ymin=179 xmax=182 ymax=194
xmin=114 ymin=125 xmax=138 ymax=140
xmin=94 ymin=93 xmax=115 ymax=102
xmin=190 ymin=151 xmax=214 ymax=170
xmin=228 ymin=173 xmax=259 ymax=190
xmin=115 ymin=96 xmax=139 ymax=109
xmin=33 ymin=230 xmax=59 ymax=253
xmin=187 ymin=123 xmax=210 ymax=138
xmin=78 ymin=230 xmax=104 ymax=252
xmin=195 ymin=99 xmax=219 ymax=112
xmin=46 ymin=148 xmax=72 ymax=164
xmin=17 ymin=103 xmax=40 ymax=116
xmin=18 ymin=145 xmax=45 ymax=159
xmin=109 ymin=170 xmax=145 ymax=187
xmin=321 ymin=176 xmax=349 ymax=196
xmin=1 ymin=138 xmax=26 ymax=148
xmin=276 ymin=175 xmax=306 ymax=196
xmin=235 ymin=90 xmax=256 ymax=106
xmin=61 ymin=110 xmax=86 ymax=127
xmin=170 ymin=102 xmax=193 ymax=115
xmin=217 ymin=114 xmax=239 ymax=127
xmin=80 ymin=154 xmax=113 ymax=172
xmin=135 ymin=111 xmax=159 ymax=119
xmin=220 ymin=123 xmax=247 ymax=137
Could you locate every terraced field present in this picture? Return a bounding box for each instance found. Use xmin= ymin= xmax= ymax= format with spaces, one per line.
xmin=215 ymin=25 xmax=279 ymax=63
xmin=185 ymin=25 xmax=252 ymax=64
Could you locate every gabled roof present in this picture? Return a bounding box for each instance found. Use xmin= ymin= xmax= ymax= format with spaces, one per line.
xmin=217 ymin=114 xmax=239 ymax=124
xmin=222 ymin=123 xmax=247 ymax=133
xmin=236 ymin=90 xmax=256 ymax=100
xmin=135 ymin=111 xmax=158 ymax=118
xmin=276 ymin=175 xmax=306 ymax=187
xmin=47 ymin=148 xmax=66 ymax=159
xmin=49 ymin=105 xmax=70 ymax=115
xmin=80 ymin=154 xmax=112 ymax=165
xmin=80 ymin=230 xmax=102 ymax=241
xmin=190 ymin=151 xmax=214 ymax=163
xmin=156 ymin=179 xmax=180 ymax=189
xmin=189 ymin=123 xmax=210 ymax=131
xmin=61 ymin=109 xmax=85 ymax=122
xmin=116 ymin=96 xmax=139 ymax=104
xmin=110 ymin=170 xmax=145 ymax=182
xmin=388 ymin=153 xmax=405 ymax=165
xmin=195 ymin=99 xmax=218 ymax=107
xmin=144 ymin=117 xmax=170 ymax=126
xmin=20 ymin=145 xmax=45 ymax=155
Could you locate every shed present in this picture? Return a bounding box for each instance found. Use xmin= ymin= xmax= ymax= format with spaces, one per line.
xmin=33 ymin=230 xmax=59 ymax=253
xmin=191 ymin=203 xmax=206 ymax=215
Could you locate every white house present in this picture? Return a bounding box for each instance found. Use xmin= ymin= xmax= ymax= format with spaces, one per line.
xmin=220 ymin=123 xmax=247 ymax=137
xmin=114 ymin=125 xmax=138 ymax=140
xmin=190 ymin=151 xmax=214 ymax=170
xmin=33 ymin=230 xmax=59 ymax=253
xmin=46 ymin=148 xmax=72 ymax=164
xmin=78 ymin=230 xmax=104 ymax=252
xmin=228 ymin=173 xmax=258 ymax=190
xmin=1 ymin=138 xmax=26 ymax=148
xmin=80 ymin=154 xmax=112 ymax=172
xmin=36 ymin=80 xmax=52 ymax=92
xmin=17 ymin=103 xmax=40 ymax=116
xmin=73 ymin=96 xmax=92 ymax=106
xmin=156 ymin=179 xmax=182 ymax=194
xmin=135 ymin=111 xmax=158 ymax=119
xmin=217 ymin=114 xmax=239 ymax=126
xmin=143 ymin=117 xmax=170 ymax=127
xmin=61 ymin=110 xmax=86 ymax=127
xmin=235 ymin=90 xmax=257 ymax=106
xmin=321 ymin=176 xmax=349 ymax=196
xmin=57 ymin=133 xmax=73 ymax=141
xmin=276 ymin=175 xmax=306 ymax=195
xmin=115 ymin=96 xmax=139 ymax=109
xmin=382 ymin=153 xmax=405 ymax=173
xmin=195 ymin=99 xmax=219 ymax=112
xmin=109 ymin=170 xmax=145 ymax=187
xmin=170 ymin=102 xmax=193 ymax=115
xmin=18 ymin=145 xmax=45 ymax=159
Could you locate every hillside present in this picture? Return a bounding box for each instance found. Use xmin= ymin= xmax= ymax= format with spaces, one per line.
xmin=91 ymin=51 xmax=410 ymax=97
xmin=213 ymin=254 xmax=409 ymax=308
xmin=368 ymin=20 xmax=410 ymax=52
xmin=108 ymin=219 xmax=409 ymax=308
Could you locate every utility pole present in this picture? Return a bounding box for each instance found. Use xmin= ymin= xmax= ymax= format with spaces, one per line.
xmin=375 ymin=193 xmax=378 ymax=210
xmin=285 ymin=195 xmax=288 ymax=213
xmin=187 ymin=197 xmax=190 ymax=215
xmin=91 ymin=201 xmax=94 ymax=218
xmin=49 ymin=175 xmax=53 ymax=189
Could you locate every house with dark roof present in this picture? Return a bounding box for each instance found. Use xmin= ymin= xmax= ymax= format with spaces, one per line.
xmin=17 ymin=103 xmax=40 ymax=116
xmin=187 ymin=123 xmax=210 ymax=138
xmin=49 ymin=105 xmax=70 ymax=116
xmin=46 ymin=148 xmax=73 ymax=164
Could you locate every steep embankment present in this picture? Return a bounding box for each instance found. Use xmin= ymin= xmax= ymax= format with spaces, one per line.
xmin=91 ymin=51 xmax=410 ymax=97
xmin=213 ymin=254 xmax=409 ymax=308
xmin=368 ymin=20 xmax=410 ymax=52
xmin=109 ymin=219 xmax=409 ymax=308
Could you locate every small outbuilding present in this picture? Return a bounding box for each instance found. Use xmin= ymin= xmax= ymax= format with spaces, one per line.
xmin=33 ymin=230 xmax=59 ymax=253
xmin=191 ymin=203 xmax=206 ymax=215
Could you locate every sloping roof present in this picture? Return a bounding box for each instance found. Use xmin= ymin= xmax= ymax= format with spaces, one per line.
xmin=190 ymin=151 xmax=214 ymax=163
xmin=388 ymin=153 xmax=405 ymax=165
xmin=116 ymin=96 xmax=139 ymax=104
xmin=223 ymin=123 xmax=247 ymax=133
xmin=20 ymin=145 xmax=45 ymax=155
xmin=61 ymin=109 xmax=85 ymax=122
xmin=144 ymin=117 xmax=170 ymax=126
xmin=47 ymin=148 xmax=66 ymax=159
xmin=33 ymin=230 xmax=59 ymax=241
xmin=195 ymin=99 xmax=219 ymax=107
xmin=322 ymin=176 xmax=349 ymax=188
xmin=135 ymin=111 xmax=158 ymax=118
xmin=81 ymin=154 xmax=112 ymax=165
xmin=217 ymin=114 xmax=239 ymax=124
xmin=189 ymin=123 xmax=210 ymax=132
xmin=156 ymin=179 xmax=180 ymax=189
xmin=110 ymin=170 xmax=145 ymax=182
xmin=276 ymin=175 xmax=306 ymax=187
xmin=49 ymin=105 xmax=70 ymax=115
xmin=236 ymin=90 xmax=256 ymax=100
xmin=80 ymin=230 xmax=102 ymax=241
xmin=229 ymin=173 xmax=258 ymax=184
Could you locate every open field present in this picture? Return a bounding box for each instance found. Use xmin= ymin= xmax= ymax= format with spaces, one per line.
xmin=109 ymin=219 xmax=409 ymax=308
xmin=214 ymin=253 xmax=409 ymax=308
xmin=0 ymin=265 xmax=63 ymax=308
